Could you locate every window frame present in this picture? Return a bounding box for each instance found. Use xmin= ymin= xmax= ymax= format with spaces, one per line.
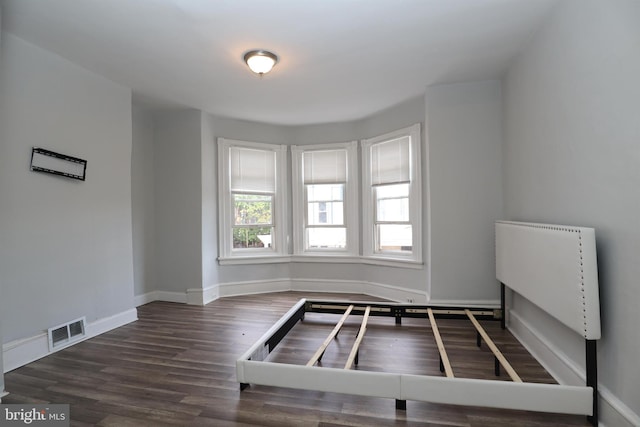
xmin=361 ymin=124 xmax=422 ymax=263
xmin=218 ymin=138 xmax=288 ymax=261
xmin=291 ymin=141 xmax=359 ymax=257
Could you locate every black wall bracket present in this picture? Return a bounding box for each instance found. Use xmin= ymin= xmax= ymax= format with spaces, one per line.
xmin=30 ymin=147 xmax=87 ymax=181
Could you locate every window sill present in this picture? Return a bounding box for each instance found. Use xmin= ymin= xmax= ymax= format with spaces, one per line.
xmin=293 ymin=255 xmax=422 ymax=269
xmin=218 ymin=254 xmax=422 ymax=269
xmin=290 ymin=255 xmax=362 ymax=264
xmin=218 ymin=255 xmax=291 ymax=266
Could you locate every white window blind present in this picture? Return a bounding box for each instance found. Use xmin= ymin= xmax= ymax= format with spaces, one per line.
xmin=230 ymin=146 xmax=276 ymax=193
xmin=371 ymin=136 xmax=410 ymax=185
xmin=303 ymin=149 xmax=347 ymax=184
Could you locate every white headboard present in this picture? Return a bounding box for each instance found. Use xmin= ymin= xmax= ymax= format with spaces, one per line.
xmin=495 ymin=221 xmax=601 ymax=340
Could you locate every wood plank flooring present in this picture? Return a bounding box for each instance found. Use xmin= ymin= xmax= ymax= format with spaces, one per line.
xmin=3 ymin=291 xmax=591 ymax=426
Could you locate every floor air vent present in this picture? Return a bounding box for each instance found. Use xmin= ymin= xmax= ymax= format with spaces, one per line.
xmin=48 ymin=317 xmax=86 ymax=351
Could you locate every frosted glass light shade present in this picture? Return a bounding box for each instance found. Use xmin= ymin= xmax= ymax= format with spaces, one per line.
xmin=244 ymin=50 xmax=278 ymax=74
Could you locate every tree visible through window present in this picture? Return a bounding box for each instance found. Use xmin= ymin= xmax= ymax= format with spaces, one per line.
xmin=233 ymin=194 xmax=273 ymax=248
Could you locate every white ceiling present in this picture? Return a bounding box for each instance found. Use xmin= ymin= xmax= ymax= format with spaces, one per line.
xmin=1 ymin=0 xmax=557 ymax=125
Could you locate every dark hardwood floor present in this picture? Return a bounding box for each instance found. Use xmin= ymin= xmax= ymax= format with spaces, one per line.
xmin=3 ymin=291 xmax=591 ymax=426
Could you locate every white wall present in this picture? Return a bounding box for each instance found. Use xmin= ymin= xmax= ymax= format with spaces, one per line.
xmin=503 ymin=1 xmax=640 ymax=425
xmin=153 ymin=109 xmax=203 ymax=294
xmin=131 ymin=107 xmax=156 ymax=297
xmin=201 ymin=112 xmax=218 ymax=294
xmin=359 ymin=95 xmax=426 ymax=140
xmin=0 ymin=5 xmax=5 ymax=398
xmin=133 ymin=108 xmax=219 ymax=304
xmin=0 ymin=32 xmax=136 ymax=353
xmin=426 ymin=80 xmax=504 ymax=302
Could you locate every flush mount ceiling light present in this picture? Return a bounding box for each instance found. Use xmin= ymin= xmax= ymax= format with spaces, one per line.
xmin=244 ymin=50 xmax=278 ymax=75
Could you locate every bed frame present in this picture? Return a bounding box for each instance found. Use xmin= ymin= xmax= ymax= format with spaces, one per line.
xmin=237 ymin=221 xmax=601 ymax=426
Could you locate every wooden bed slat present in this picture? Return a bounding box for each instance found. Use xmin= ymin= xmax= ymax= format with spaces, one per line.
xmin=307 ymin=304 xmax=354 ymax=366
xmin=465 ymin=309 xmax=522 ymax=382
xmin=344 ymin=306 xmax=371 ymax=369
xmin=427 ymin=308 xmax=454 ymax=378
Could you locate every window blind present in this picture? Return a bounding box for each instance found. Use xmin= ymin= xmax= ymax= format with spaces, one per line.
xmin=230 ymin=146 xmax=276 ymax=193
xmin=371 ymin=136 xmax=410 ymax=185
xmin=303 ymin=149 xmax=347 ymax=184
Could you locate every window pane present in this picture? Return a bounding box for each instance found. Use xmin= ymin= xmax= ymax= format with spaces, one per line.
xmin=377 ymin=224 xmax=412 ymax=253
xmin=234 ymin=194 xmax=272 ymax=225
xmin=307 ymin=184 xmax=344 ymax=226
xmin=233 ymin=227 xmax=273 ymax=249
xmin=307 ymin=184 xmax=343 ymax=201
xmin=376 ymin=183 xmax=409 ymax=222
xmin=308 ymin=201 xmax=344 ymax=225
xmin=307 ymin=227 xmax=347 ymax=249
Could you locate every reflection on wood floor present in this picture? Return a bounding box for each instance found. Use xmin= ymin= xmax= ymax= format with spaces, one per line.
xmin=3 ymin=291 xmax=591 ymax=426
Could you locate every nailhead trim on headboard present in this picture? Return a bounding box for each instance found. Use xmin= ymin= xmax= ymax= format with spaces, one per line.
xmin=495 ymin=221 xmax=600 ymax=340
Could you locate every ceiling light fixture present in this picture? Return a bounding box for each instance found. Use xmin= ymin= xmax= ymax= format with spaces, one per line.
xmin=244 ymin=50 xmax=278 ymax=75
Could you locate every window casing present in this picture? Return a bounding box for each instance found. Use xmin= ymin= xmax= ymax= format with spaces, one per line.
xmin=218 ymin=138 xmax=287 ymax=260
xmin=362 ymin=124 xmax=422 ymax=263
xmin=291 ymin=142 xmax=358 ymax=256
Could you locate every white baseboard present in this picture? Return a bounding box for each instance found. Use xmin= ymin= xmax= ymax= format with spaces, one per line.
xmin=187 ymin=285 xmax=220 ymax=305
xmin=229 ymin=277 xmax=429 ymax=304
xmin=137 ymin=286 xmax=221 ymax=307
xmin=508 ymin=309 xmax=640 ymax=427
xmin=136 ymin=280 xmax=430 ymax=306
xmin=134 ymin=290 xmax=187 ymax=306
xmin=155 ymin=290 xmax=187 ymax=304
xmin=219 ymin=279 xmax=291 ymax=298
xmin=363 ymin=280 xmax=428 ymax=303
xmin=2 ymin=333 xmax=47 ymax=373
xmin=428 ymin=298 xmax=500 ymax=308
xmin=291 ymin=278 xmax=365 ymax=295
xmin=3 ymin=308 xmax=137 ymax=373
xmin=86 ymin=308 xmax=138 ymax=337
xmin=508 ymin=310 xmax=584 ymax=385
xmin=134 ymin=291 xmax=157 ymax=307
xmin=218 ymin=277 xmax=429 ymax=303
xmin=598 ymin=385 xmax=640 ymax=427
